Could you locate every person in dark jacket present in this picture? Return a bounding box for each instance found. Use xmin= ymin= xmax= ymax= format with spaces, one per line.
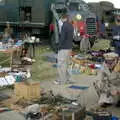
xmin=112 ymin=14 xmax=120 ymax=56
xmin=54 ymin=14 xmax=74 ymax=85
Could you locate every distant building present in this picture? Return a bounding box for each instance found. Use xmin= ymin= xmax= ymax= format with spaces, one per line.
xmin=105 ymin=9 xmax=120 ymax=23
xmin=88 ymin=1 xmax=114 ymax=20
xmin=111 ymin=9 xmax=120 ymax=15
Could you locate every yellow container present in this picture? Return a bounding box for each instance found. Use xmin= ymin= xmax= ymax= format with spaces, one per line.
xmin=14 ymin=82 xmax=41 ymax=100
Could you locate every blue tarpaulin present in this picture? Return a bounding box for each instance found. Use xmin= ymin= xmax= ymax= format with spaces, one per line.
xmin=69 ymin=85 xmax=89 ymax=90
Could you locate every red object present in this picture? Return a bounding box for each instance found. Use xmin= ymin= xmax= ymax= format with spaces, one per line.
xmin=88 ymin=64 xmax=95 ymax=69
xmin=73 ymin=21 xmax=86 ymax=36
xmin=0 ymin=108 xmax=10 ymax=113
xmin=49 ymin=24 xmax=54 ymax=32
xmin=83 ymin=34 xmax=91 ymax=38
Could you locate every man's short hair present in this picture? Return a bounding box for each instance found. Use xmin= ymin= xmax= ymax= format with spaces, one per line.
xmin=61 ymin=14 xmax=69 ymax=19
xmin=62 ymin=14 xmax=73 ymax=22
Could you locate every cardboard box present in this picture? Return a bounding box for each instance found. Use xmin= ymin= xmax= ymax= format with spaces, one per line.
xmin=14 ymin=82 xmax=41 ymax=100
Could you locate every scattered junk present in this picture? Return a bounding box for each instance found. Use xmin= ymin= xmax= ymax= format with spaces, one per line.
xmin=21 ymin=57 xmax=36 ymax=65
xmin=69 ymin=54 xmax=98 ymax=75
xmin=66 ymin=49 xmax=117 ymax=76
xmin=24 ymin=104 xmax=86 ymax=120
xmin=0 ymin=67 xmax=32 ymax=87
xmin=24 ymin=104 xmax=41 ymax=120
xmin=0 ymin=107 xmax=11 ymax=113
xmin=22 ymin=90 xmax=86 ymax=120
xmin=60 ymin=105 xmax=86 ymax=120
xmin=87 ymin=107 xmax=112 ymax=120
xmin=37 ymin=90 xmax=72 ymax=105
xmin=0 ymin=90 xmax=87 ymax=120
xmin=0 ymin=74 xmax=16 ymax=87
xmin=94 ymin=52 xmax=120 ymax=106
xmin=88 ymin=48 xmax=112 ymax=62
xmin=0 ymin=84 xmax=119 ymax=120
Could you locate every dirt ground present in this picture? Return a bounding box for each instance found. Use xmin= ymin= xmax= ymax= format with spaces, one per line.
xmin=39 ymin=70 xmax=120 ymax=117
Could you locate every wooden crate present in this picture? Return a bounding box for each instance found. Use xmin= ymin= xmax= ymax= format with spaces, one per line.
xmin=14 ymin=82 xmax=41 ymax=100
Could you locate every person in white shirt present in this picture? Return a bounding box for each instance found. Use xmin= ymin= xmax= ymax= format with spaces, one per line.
xmin=58 ymin=19 xmax=63 ymax=33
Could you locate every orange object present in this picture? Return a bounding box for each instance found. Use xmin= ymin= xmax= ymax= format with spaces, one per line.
xmin=71 ymin=57 xmax=88 ymax=65
xmin=68 ymin=51 xmax=77 ymax=56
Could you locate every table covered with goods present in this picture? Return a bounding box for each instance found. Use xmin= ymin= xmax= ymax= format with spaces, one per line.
xmin=0 ymin=39 xmax=26 ymax=88
xmin=69 ymin=54 xmax=100 ymax=75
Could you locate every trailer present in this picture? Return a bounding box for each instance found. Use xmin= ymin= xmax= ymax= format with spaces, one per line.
xmin=0 ymin=0 xmax=53 ymax=36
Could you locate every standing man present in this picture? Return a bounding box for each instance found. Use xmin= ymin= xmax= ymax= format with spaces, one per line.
xmin=54 ymin=14 xmax=74 ymax=85
xmin=112 ymin=14 xmax=120 ymax=56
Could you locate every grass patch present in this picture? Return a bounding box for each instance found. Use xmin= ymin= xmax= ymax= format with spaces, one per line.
xmin=31 ymin=45 xmax=57 ymax=81
xmin=0 ymin=53 xmax=11 ymax=67
xmin=91 ymin=39 xmax=110 ymax=51
xmin=31 ymin=39 xmax=111 ymax=81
